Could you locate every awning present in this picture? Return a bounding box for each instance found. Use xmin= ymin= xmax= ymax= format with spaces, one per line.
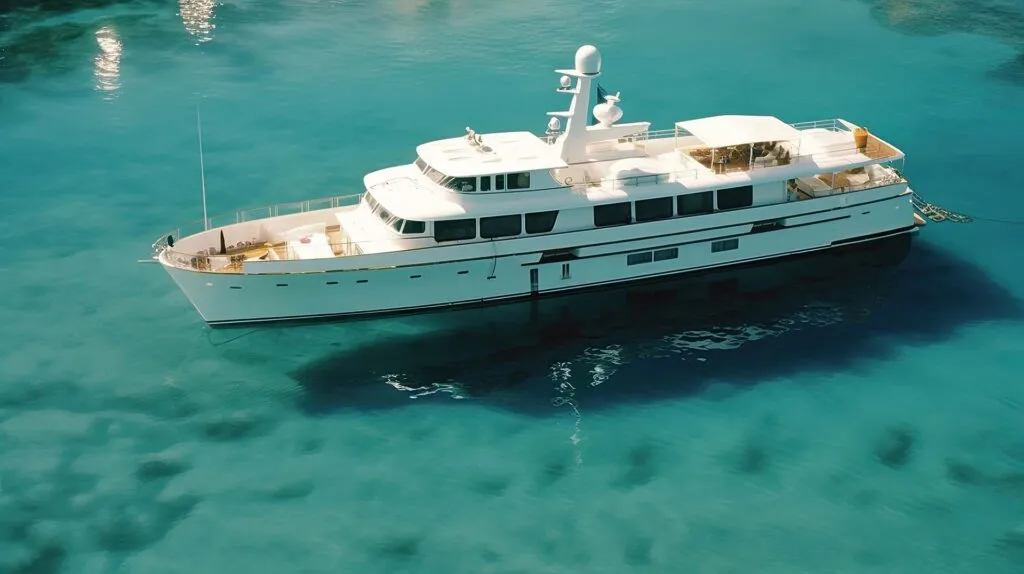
xmin=675 ymin=115 xmax=802 ymax=148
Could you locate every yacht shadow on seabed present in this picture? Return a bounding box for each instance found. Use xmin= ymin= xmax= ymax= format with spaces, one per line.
xmin=288 ymin=234 xmax=1022 ymax=416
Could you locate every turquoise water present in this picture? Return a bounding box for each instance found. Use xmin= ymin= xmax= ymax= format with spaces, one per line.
xmin=2 ymin=0 xmax=1024 ymax=571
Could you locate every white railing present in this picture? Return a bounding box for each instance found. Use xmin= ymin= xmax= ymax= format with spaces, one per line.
xmin=790 ymin=118 xmax=851 ymax=132
xmin=151 ymin=192 xmax=364 ymax=252
xmin=565 ymin=150 xmax=906 ymax=193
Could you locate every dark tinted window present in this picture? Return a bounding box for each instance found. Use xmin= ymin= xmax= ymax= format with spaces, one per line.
xmin=525 ymin=211 xmax=558 ymax=233
xmin=507 ymin=172 xmax=531 ymax=190
xmin=594 ymin=202 xmax=632 ymax=227
xmin=712 ymin=238 xmax=739 ymax=252
xmin=434 ymin=219 xmax=476 ymax=241
xmin=403 ymin=220 xmax=425 ymax=234
xmin=717 ymin=185 xmax=753 ymax=210
xmin=654 ymin=247 xmax=678 ymax=261
xmin=479 ymin=176 xmax=491 ymax=192
xmin=627 ymin=252 xmax=653 ymax=265
xmin=448 ymin=177 xmax=477 ymax=192
xmin=677 ymin=191 xmax=714 ymax=216
xmin=635 ymin=197 xmax=674 ymax=222
xmin=495 ymin=174 xmax=505 ymax=190
xmin=480 ymin=215 xmax=522 ymax=238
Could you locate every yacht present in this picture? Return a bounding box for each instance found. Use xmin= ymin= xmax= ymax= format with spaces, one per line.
xmin=150 ymin=44 xmax=921 ymax=325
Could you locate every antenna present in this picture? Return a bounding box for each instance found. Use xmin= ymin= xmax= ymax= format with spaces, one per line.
xmin=196 ymin=104 xmax=209 ymax=231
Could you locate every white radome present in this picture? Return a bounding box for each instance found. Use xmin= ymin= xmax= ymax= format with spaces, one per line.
xmin=574 ymin=44 xmax=601 ymax=75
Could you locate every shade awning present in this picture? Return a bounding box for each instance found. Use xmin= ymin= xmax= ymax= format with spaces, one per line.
xmin=675 ymin=115 xmax=801 ymax=148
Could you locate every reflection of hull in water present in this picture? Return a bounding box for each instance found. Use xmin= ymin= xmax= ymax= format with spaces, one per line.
xmin=293 ymin=233 xmax=927 ymax=412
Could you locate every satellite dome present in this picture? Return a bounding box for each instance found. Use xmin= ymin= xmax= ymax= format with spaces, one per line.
xmin=574 ymin=45 xmax=601 ymax=75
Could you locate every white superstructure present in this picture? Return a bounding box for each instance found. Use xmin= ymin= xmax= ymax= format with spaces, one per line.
xmin=151 ymin=45 xmax=920 ymax=325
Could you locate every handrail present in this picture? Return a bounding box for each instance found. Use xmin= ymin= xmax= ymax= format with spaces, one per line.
xmin=151 ymin=192 xmax=364 ymax=251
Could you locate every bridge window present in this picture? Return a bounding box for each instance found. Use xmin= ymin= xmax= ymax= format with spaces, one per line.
xmin=717 ymin=185 xmax=753 ymax=210
xmin=635 ymin=197 xmax=674 ymax=222
xmin=507 ymin=172 xmax=531 ymax=190
xmin=495 ymin=174 xmax=505 ymax=190
xmin=678 ymin=191 xmax=714 ymax=216
xmin=594 ymin=202 xmax=632 ymax=227
xmin=479 ymin=176 xmax=491 ymax=192
xmin=434 ymin=219 xmax=477 ymax=242
xmin=447 ymin=177 xmax=477 ymax=192
xmin=525 ymin=211 xmax=558 ymax=234
xmin=480 ymin=214 xmax=522 ymax=238
xmin=402 ymin=220 xmax=425 ymax=234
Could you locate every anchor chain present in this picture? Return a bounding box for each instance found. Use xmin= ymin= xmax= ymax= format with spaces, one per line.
xmin=911 ymin=191 xmax=973 ymax=223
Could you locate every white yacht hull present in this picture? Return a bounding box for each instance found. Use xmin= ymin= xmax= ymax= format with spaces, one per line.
xmin=161 ymin=186 xmax=917 ymax=326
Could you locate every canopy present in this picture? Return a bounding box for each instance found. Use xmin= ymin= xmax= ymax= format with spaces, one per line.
xmin=675 ymin=115 xmax=801 ymax=148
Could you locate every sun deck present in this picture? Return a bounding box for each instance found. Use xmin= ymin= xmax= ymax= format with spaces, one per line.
xmin=553 ymin=117 xmax=905 ymax=195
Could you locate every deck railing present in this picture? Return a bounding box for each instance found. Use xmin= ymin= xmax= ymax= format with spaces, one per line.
xmin=151 ymin=192 xmax=364 ymax=252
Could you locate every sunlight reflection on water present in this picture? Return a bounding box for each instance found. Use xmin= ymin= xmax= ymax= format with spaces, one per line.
xmin=93 ymin=25 xmax=122 ymax=97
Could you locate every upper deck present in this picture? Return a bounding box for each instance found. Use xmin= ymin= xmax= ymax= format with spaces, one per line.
xmin=415 ymin=130 xmax=567 ymax=180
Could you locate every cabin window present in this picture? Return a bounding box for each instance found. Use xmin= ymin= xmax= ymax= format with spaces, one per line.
xmin=525 ymin=210 xmax=558 ymax=234
xmin=627 ymin=251 xmax=653 ymax=265
xmin=711 ymin=238 xmax=739 ymax=253
xmin=479 ymin=176 xmax=491 ymax=192
xmin=654 ymin=247 xmax=679 ymax=261
xmin=717 ymin=185 xmax=754 ymax=210
xmin=390 ymin=218 xmax=404 ymax=232
xmin=594 ymin=202 xmax=632 ymax=227
xmin=402 ymin=220 xmax=426 ymax=234
xmin=414 ymin=156 xmax=428 ymax=172
xmin=480 ymin=214 xmax=522 ymax=238
xmin=434 ymin=218 xmax=477 ymax=241
xmin=634 ymin=197 xmax=674 ymax=222
xmin=495 ymin=174 xmax=505 ymax=191
xmin=677 ymin=191 xmax=714 ymax=216
xmin=507 ymin=172 xmax=531 ymax=190
xmin=448 ymin=177 xmax=477 ymax=192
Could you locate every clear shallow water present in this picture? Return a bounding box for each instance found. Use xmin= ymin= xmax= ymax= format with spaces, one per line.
xmin=2 ymin=0 xmax=1024 ymax=572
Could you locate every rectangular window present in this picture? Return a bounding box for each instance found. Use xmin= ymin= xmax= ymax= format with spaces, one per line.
xmin=717 ymin=185 xmax=754 ymax=210
xmin=434 ymin=218 xmax=477 ymax=241
xmin=634 ymin=196 xmax=674 ymax=222
xmin=479 ymin=214 xmax=522 ymax=238
xmin=653 ymin=247 xmax=678 ymax=261
xmin=711 ymin=238 xmax=739 ymax=253
xmin=479 ymin=176 xmax=491 ymax=192
xmin=507 ymin=172 xmax=531 ymax=190
xmin=594 ymin=202 xmax=632 ymax=227
xmin=677 ymin=191 xmax=714 ymax=216
xmin=402 ymin=220 xmax=425 ymax=234
xmin=495 ymin=174 xmax=505 ymax=190
xmin=525 ymin=211 xmax=558 ymax=234
xmin=448 ymin=177 xmax=477 ymax=192
xmin=627 ymin=251 xmax=653 ymax=265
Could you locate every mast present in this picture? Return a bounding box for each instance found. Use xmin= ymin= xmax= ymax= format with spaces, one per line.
xmin=547 ymin=45 xmax=602 ymax=164
xmin=196 ymin=105 xmax=209 ymax=231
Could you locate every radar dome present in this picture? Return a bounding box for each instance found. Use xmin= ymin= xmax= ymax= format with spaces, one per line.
xmin=574 ymin=45 xmax=601 ymax=75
